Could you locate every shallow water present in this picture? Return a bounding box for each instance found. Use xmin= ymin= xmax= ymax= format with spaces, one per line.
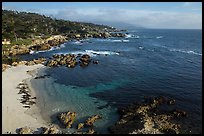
xmin=21 ymin=29 xmax=202 ymax=133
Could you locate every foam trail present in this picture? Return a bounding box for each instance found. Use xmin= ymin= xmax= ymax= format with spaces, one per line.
xmin=169 ymin=49 xmax=202 ymax=56
xmin=85 ymin=50 xmax=120 ymax=55
xmin=30 ymin=43 xmax=66 ymax=54
xmin=56 ymin=50 xmax=120 ymax=57
xmin=156 ymin=36 xmax=163 ymax=39
xmin=125 ymin=34 xmax=133 ymax=38
xmin=112 ymin=39 xmax=129 ymax=42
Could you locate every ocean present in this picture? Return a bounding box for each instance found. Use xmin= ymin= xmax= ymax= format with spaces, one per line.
xmin=20 ymin=29 xmax=202 ymax=133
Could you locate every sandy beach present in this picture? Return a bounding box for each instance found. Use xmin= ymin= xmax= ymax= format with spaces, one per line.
xmin=2 ymin=64 xmax=49 ymax=134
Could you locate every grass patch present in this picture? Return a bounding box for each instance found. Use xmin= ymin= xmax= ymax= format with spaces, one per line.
xmin=11 ymin=38 xmax=33 ymax=46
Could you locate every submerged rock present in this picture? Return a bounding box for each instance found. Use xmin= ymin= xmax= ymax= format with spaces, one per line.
xmin=167 ymin=99 xmax=176 ymax=105
xmin=170 ymin=109 xmax=187 ymax=118
xmin=92 ymin=60 xmax=99 ymax=64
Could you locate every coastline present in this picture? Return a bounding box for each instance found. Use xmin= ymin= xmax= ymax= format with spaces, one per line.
xmin=2 ymin=64 xmax=50 ymax=134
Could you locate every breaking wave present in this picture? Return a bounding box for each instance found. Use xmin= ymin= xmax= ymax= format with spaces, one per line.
xmin=56 ymin=50 xmax=120 ymax=57
xmin=30 ymin=43 xmax=66 ymax=54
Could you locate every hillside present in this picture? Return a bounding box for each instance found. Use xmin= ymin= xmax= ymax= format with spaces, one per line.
xmin=2 ymin=10 xmax=117 ymax=42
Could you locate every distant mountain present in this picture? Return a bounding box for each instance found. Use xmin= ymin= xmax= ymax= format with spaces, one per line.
xmin=92 ymin=21 xmax=146 ymax=31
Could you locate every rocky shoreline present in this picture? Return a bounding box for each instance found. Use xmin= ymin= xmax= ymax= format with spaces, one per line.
xmin=2 ymin=31 xmax=126 ymax=58
xmin=2 ymin=62 xmax=193 ymax=134
xmin=2 ymin=29 xmax=194 ymax=134
xmin=13 ymin=95 xmax=191 ymax=134
xmin=108 ymin=96 xmax=189 ymax=134
xmin=2 ymin=53 xmax=99 ymax=72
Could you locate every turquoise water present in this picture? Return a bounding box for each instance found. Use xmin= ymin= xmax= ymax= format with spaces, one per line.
xmin=31 ymin=68 xmax=131 ymax=133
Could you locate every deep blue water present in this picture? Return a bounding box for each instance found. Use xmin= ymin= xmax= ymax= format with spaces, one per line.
xmin=21 ymin=29 xmax=202 ymax=133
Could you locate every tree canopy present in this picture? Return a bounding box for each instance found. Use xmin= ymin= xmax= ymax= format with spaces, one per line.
xmin=2 ymin=10 xmax=116 ymax=42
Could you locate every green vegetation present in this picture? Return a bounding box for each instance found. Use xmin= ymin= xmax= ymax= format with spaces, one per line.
xmin=2 ymin=10 xmax=116 ymax=43
xmin=2 ymin=55 xmax=19 ymax=65
xmin=11 ymin=38 xmax=33 ymax=46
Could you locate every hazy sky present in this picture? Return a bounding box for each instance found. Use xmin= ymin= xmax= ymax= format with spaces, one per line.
xmin=2 ymin=2 xmax=202 ymax=29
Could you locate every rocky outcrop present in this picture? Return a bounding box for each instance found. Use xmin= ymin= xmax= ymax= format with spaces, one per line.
xmin=11 ymin=62 xmax=18 ymax=66
xmin=77 ymin=123 xmax=85 ymax=130
xmin=17 ymin=81 xmax=37 ymax=108
xmin=18 ymin=61 xmax=28 ymax=65
xmin=110 ymin=33 xmax=126 ymax=37
xmin=92 ymin=60 xmax=99 ymax=64
xmin=79 ymin=54 xmax=91 ymax=67
xmin=46 ymin=54 xmax=77 ymax=68
xmin=41 ymin=126 xmax=60 ymax=134
xmin=9 ymin=45 xmax=30 ymax=56
xmin=16 ymin=126 xmax=61 ymax=134
xmin=46 ymin=60 xmax=58 ymax=67
xmin=85 ymin=114 xmax=102 ymax=127
xmin=87 ymin=129 xmax=96 ymax=134
xmin=9 ymin=58 xmax=46 ymax=68
xmin=2 ymin=64 xmax=11 ymax=71
xmin=5 ymin=35 xmax=67 ymax=56
xmin=74 ymin=129 xmax=97 ymax=134
xmin=58 ymin=111 xmax=77 ymax=128
xmin=30 ymin=43 xmax=51 ymax=51
xmin=17 ymin=127 xmax=33 ymax=134
xmin=109 ymin=96 xmax=187 ymax=134
xmin=46 ymin=54 xmax=99 ymax=68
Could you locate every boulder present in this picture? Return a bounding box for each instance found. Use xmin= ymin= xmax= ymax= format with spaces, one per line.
xmin=17 ymin=48 xmax=30 ymax=55
xmin=18 ymin=127 xmax=33 ymax=134
xmin=53 ymin=54 xmax=61 ymax=59
xmin=26 ymin=61 xmax=35 ymax=66
xmin=87 ymin=129 xmax=96 ymax=134
xmin=80 ymin=54 xmax=91 ymax=67
xmin=2 ymin=64 xmax=10 ymax=71
xmin=77 ymin=123 xmax=84 ymax=129
xmin=41 ymin=126 xmax=59 ymax=134
xmin=58 ymin=111 xmax=76 ymax=128
xmin=18 ymin=61 xmax=28 ymax=65
xmin=48 ymin=40 xmax=56 ymax=46
xmin=92 ymin=60 xmax=99 ymax=64
xmin=39 ymin=43 xmax=51 ymax=51
xmin=46 ymin=60 xmax=58 ymax=67
xmin=12 ymin=62 xmax=18 ymax=66
xmin=101 ymin=32 xmax=111 ymax=38
xmin=33 ymin=59 xmax=43 ymax=64
xmin=85 ymin=115 xmax=102 ymax=127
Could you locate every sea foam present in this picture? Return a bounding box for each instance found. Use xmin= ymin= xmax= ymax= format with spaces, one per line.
xmin=56 ymin=50 xmax=120 ymax=57
xmin=30 ymin=43 xmax=66 ymax=54
xmin=169 ymin=49 xmax=202 ymax=56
